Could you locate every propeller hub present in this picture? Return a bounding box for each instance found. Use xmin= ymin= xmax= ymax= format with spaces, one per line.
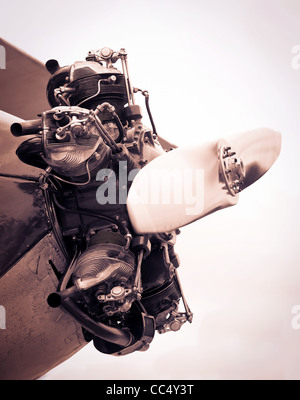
xmin=219 ymin=144 xmax=245 ymax=196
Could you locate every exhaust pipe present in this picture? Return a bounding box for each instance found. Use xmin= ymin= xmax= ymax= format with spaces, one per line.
xmin=11 ymin=119 xmax=42 ymax=136
xmin=47 ymin=287 xmax=133 ymax=348
xmin=45 ymin=59 xmax=60 ymax=74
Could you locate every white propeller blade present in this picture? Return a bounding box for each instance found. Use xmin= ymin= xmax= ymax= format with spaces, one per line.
xmin=127 ymin=128 xmax=281 ymax=234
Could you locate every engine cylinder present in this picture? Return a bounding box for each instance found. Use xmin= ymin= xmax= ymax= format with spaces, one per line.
xmin=72 ymin=232 xmax=135 ymax=293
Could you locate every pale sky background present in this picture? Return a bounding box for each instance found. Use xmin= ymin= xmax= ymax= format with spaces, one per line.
xmin=1 ymin=0 xmax=300 ymax=380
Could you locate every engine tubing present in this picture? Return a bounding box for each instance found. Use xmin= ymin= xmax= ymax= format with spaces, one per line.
xmin=60 ymin=296 xmax=133 ymax=348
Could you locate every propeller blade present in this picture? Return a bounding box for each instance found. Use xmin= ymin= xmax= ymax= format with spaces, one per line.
xmin=127 ymin=128 xmax=281 ymax=234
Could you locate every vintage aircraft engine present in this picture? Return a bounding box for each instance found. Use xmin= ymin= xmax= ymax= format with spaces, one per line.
xmin=11 ymin=47 xmax=193 ymax=356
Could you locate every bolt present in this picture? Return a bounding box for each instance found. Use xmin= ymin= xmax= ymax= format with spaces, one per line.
xmin=139 ymin=158 xmax=147 ymax=165
xmin=111 ymin=286 xmax=125 ymax=299
xmin=170 ymin=319 xmax=181 ymax=331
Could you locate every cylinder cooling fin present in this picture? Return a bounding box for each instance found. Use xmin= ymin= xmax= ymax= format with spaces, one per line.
xmin=46 ymin=56 xmax=128 ymax=123
xmin=72 ymin=242 xmax=135 ymax=291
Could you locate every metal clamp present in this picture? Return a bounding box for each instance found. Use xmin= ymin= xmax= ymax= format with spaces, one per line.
xmin=157 ymin=310 xmax=192 ymax=334
xmin=219 ymin=144 xmax=245 ymax=196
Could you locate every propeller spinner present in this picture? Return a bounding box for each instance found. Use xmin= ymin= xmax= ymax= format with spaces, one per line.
xmin=127 ymin=128 xmax=281 ymax=234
